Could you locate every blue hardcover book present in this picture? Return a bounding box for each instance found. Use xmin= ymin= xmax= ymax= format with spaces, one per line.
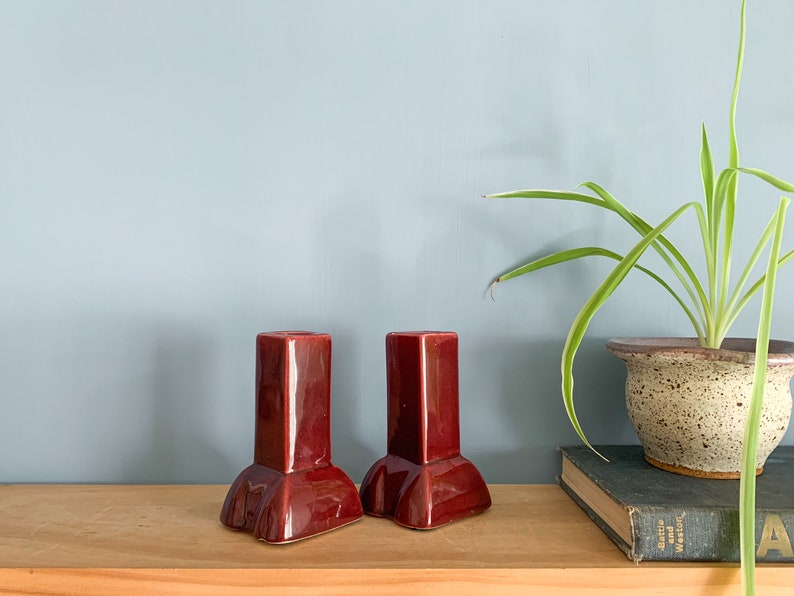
xmin=558 ymin=445 xmax=794 ymax=562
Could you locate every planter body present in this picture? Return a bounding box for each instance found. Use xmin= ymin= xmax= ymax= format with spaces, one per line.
xmin=606 ymin=338 xmax=794 ymax=479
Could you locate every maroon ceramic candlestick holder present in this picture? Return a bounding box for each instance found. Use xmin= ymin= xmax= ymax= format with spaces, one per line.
xmin=220 ymin=331 xmax=362 ymax=543
xmin=359 ymin=331 xmax=491 ymax=529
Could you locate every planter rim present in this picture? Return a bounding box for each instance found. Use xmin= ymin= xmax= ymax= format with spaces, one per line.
xmin=606 ymin=337 xmax=794 ymax=366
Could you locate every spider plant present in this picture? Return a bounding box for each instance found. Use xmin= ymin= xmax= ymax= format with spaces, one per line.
xmin=486 ymin=1 xmax=793 ymax=592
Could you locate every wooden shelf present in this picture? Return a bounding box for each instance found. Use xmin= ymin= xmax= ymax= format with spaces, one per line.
xmin=1 ymin=484 xmax=791 ymax=594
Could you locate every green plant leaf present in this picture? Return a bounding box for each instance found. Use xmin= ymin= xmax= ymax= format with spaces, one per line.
xmin=737 ymin=167 xmax=794 ymax=192
xmin=713 ymin=166 xmax=794 ymax=332
xmin=484 ymin=189 xmax=607 ymax=209
xmin=712 ymin=168 xmax=738 ymax=229
xmin=487 ymin=184 xmax=712 ymax=332
xmin=740 ymin=197 xmax=789 ymax=596
xmin=560 ymin=202 xmax=698 ymax=455
xmin=720 ymin=0 xmax=746 ymax=344
xmin=700 ymin=123 xmax=721 ymax=312
xmin=718 ymin=248 xmax=794 ymax=340
xmin=714 ymin=167 xmax=740 ymax=341
xmin=491 ymin=246 xmax=705 ymax=340
xmin=579 ymin=181 xmax=710 ymax=328
xmin=494 ymin=247 xmax=620 ymax=282
xmin=487 ymin=183 xmax=709 ymax=323
xmin=729 ymin=0 xmax=746 ymax=174
xmin=701 ymin=122 xmax=716 ymax=227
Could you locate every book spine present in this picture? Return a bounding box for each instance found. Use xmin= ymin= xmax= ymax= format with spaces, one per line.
xmin=632 ymin=507 xmax=794 ymax=562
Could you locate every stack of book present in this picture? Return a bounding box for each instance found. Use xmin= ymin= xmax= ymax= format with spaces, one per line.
xmin=557 ymin=444 xmax=794 ymax=562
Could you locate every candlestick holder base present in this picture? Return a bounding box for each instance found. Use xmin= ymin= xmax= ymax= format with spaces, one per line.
xmin=221 ymin=462 xmax=362 ymax=543
xmin=360 ymin=453 xmax=491 ymax=530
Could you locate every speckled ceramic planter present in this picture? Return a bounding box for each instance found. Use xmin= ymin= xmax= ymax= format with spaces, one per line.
xmin=606 ymin=338 xmax=794 ymax=479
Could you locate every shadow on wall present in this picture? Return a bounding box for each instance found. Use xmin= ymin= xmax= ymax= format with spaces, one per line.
xmin=308 ymin=192 xmax=396 ymax=482
xmin=464 ymin=335 xmax=635 ymax=484
xmin=324 ymin=329 xmax=382 ymax=483
xmin=124 ymin=325 xmax=235 ymax=483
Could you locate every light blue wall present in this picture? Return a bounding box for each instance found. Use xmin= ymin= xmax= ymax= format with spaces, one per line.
xmin=2 ymin=1 xmax=793 ymax=484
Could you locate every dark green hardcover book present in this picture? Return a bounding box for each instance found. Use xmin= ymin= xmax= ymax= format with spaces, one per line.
xmin=558 ymin=444 xmax=794 ymax=562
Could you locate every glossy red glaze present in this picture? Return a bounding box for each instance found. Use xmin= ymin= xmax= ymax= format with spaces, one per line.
xmin=220 ymin=463 xmax=362 ymax=543
xmin=386 ymin=332 xmax=461 ymax=463
xmin=221 ymin=332 xmax=362 ymax=543
xmin=253 ymin=332 xmax=332 ymax=472
xmin=360 ymin=332 xmax=491 ymax=529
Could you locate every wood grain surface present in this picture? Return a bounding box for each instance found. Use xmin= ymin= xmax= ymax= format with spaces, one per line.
xmin=0 ymin=484 xmax=790 ymax=594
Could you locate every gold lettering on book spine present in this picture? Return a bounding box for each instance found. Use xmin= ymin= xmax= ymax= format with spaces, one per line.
xmin=756 ymin=514 xmax=794 ymax=558
xmin=675 ymin=515 xmax=684 ymax=553
xmin=655 ymin=515 xmax=685 ymax=554
xmin=656 ymin=519 xmax=665 ymax=550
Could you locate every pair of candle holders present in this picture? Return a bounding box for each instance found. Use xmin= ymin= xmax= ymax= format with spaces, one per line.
xmin=220 ymin=330 xmax=492 ymax=544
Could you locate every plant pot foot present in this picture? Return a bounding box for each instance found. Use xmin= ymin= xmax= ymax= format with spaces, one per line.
xmin=644 ymin=454 xmax=763 ymax=479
